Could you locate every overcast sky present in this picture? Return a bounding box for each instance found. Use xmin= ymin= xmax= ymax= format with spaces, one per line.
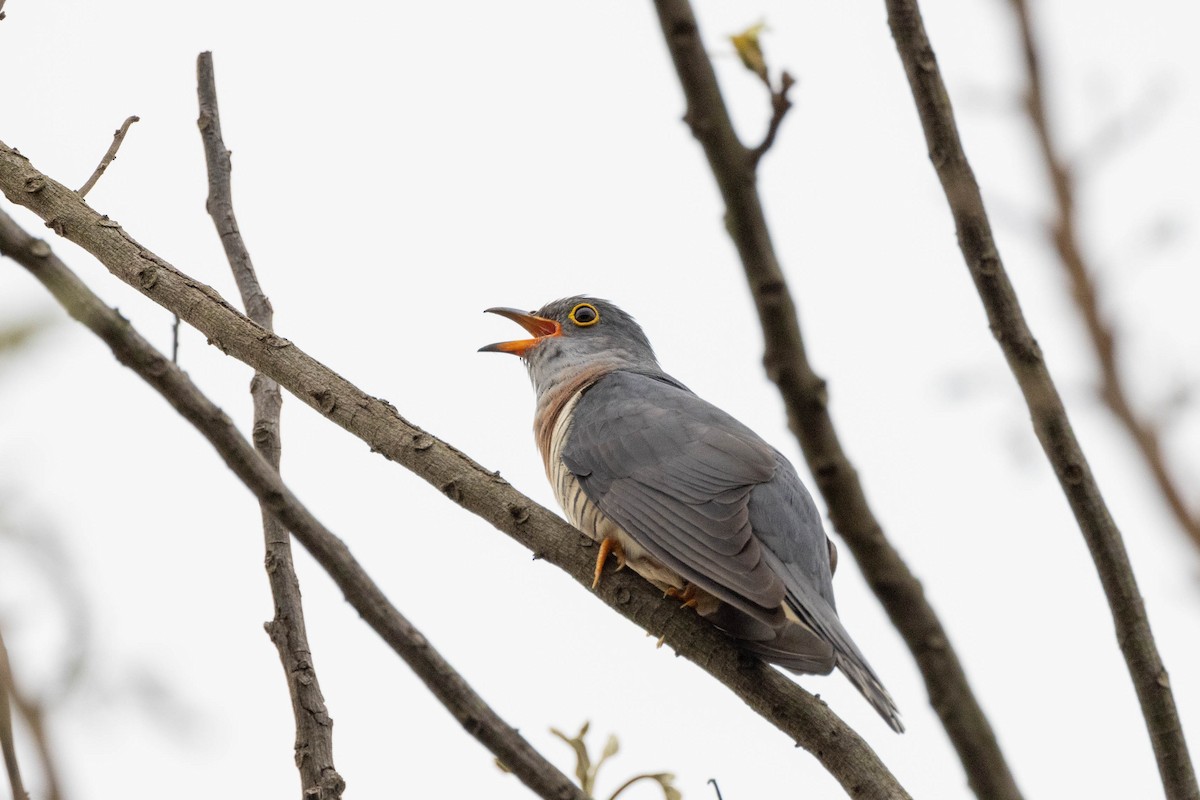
xmin=1 ymin=1 xmax=1198 ymax=798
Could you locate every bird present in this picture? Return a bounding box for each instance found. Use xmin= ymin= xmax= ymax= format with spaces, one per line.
xmin=481 ymin=296 xmax=902 ymax=732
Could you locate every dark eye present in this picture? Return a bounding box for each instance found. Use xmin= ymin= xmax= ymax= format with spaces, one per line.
xmin=569 ymin=303 xmax=599 ymax=327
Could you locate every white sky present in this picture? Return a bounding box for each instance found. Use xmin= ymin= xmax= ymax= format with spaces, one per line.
xmin=1 ymin=1 xmax=1198 ymax=798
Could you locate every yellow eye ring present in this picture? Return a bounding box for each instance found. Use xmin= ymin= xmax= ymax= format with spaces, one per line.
xmin=569 ymin=302 xmax=600 ymax=327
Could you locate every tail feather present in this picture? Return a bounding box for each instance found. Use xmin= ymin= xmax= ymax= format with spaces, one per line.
xmin=773 ymin=570 xmax=905 ymax=732
xmin=835 ymin=652 xmax=904 ymax=733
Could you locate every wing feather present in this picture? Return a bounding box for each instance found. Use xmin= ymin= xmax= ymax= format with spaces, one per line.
xmin=559 ymin=370 xmax=902 ymax=731
xmin=562 ymin=371 xmax=787 ymax=616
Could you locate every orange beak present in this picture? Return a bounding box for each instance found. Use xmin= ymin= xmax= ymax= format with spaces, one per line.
xmin=479 ymin=307 xmax=561 ymax=356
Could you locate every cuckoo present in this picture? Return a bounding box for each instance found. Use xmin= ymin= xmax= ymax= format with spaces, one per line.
xmin=481 ymin=296 xmax=902 ymax=731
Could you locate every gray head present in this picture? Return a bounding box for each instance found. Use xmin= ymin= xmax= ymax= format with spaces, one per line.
xmin=480 ymin=296 xmax=662 ymax=397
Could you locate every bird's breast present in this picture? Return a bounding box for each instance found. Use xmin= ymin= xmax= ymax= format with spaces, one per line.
xmin=543 ymin=389 xmax=696 ymax=598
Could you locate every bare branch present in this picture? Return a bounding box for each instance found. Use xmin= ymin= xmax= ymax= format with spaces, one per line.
xmin=0 ymin=145 xmax=911 ymax=799
xmin=0 ymin=208 xmax=588 ymax=800
xmin=650 ymin=3 xmax=1022 ymax=798
xmin=882 ymin=1 xmax=1199 ymax=798
xmin=76 ymin=116 xmax=139 ymax=198
xmin=0 ymin=627 xmax=30 ymax=800
xmin=1007 ymin=0 xmax=1200 ymax=554
xmin=194 ymin=51 xmax=344 ymax=799
xmin=749 ymin=71 xmax=795 ymax=169
xmin=1074 ymin=77 xmax=1174 ymax=174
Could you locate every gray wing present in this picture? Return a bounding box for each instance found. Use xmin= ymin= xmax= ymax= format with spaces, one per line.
xmin=563 ymin=371 xmax=903 ymax=731
xmin=561 ymin=371 xmax=826 ymax=624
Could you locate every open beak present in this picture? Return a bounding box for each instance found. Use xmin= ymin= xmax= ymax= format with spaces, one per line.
xmin=479 ymin=307 xmax=561 ymax=356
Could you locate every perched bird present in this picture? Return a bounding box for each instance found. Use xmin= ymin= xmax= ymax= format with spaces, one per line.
xmin=481 ymin=296 xmax=902 ymax=731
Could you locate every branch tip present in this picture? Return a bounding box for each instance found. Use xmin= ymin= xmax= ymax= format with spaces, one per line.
xmin=76 ymin=115 xmax=140 ymax=198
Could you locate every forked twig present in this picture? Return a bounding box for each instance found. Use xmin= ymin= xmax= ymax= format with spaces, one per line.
xmin=195 ymin=50 xmax=345 ymax=799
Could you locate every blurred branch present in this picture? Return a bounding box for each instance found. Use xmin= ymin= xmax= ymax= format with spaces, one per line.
xmin=1008 ymin=0 xmax=1200 ymax=554
xmin=195 ymin=51 xmax=344 ymax=800
xmin=651 ymin=3 xmax=1022 ymax=798
xmin=0 ymin=146 xmax=911 ymax=800
xmin=0 ymin=626 xmax=30 ymax=800
xmin=749 ymin=71 xmax=795 ymax=169
xmin=76 ymin=116 xmax=139 ymax=199
xmin=882 ymin=1 xmax=1199 ymax=798
xmin=0 ymin=315 xmax=54 ymax=356
xmin=1074 ymin=77 xmax=1174 ymax=173
xmin=0 ymin=207 xmax=588 ymax=800
xmin=0 ymin=624 xmax=62 ymax=800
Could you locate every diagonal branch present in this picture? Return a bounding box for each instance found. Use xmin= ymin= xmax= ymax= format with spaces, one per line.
xmin=650 ymin=3 xmax=1023 ymax=798
xmin=0 ymin=145 xmax=911 ymax=800
xmin=882 ymin=1 xmax=1199 ymax=798
xmin=195 ymin=51 xmax=344 ymax=799
xmin=0 ymin=208 xmax=587 ymax=800
xmin=1007 ymin=0 xmax=1200 ymax=555
xmin=76 ymin=116 xmax=139 ymax=199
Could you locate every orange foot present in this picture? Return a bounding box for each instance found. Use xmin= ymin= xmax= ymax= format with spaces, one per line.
xmin=592 ymin=537 xmax=627 ymax=589
xmin=665 ymin=583 xmax=701 ymax=609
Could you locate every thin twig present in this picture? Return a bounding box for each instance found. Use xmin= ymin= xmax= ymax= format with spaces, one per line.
xmin=194 ymin=51 xmax=344 ymax=799
xmin=0 ymin=209 xmax=588 ymax=800
xmin=0 ymin=148 xmax=912 ymax=800
xmin=0 ymin=627 xmax=30 ymax=800
xmin=606 ymin=773 xmax=671 ymax=800
xmin=882 ymin=1 xmax=1199 ymax=798
xmin=1008 ymin=0 xmax=1200 ymax=554
xmin=76 ymin=116 xmax=139 ymax=198
xmin=171 ymin=315 xmax=180 ymax=363
xmin=749 ymin=71 xmax=795 ymax=169
xmin=650 ymin=3 xmax=1023 ymax=798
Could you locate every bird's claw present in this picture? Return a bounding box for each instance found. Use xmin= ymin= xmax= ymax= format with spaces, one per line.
xmin=592 ymin=537 xmax=626 ymax=589
xmin=665 ymin=583 xmax=701 ymax=609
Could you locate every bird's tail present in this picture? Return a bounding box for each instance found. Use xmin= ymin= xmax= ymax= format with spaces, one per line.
xmin=835 ymin=652 xmax=904 ymax=733
xmin=780 ymin=581 xmax=905 ymax=732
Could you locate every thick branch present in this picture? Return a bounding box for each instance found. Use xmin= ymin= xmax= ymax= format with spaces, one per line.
xmin=1008 ymin=0 xmax=1200 ymax=554
xmin=0 ymin=146 xmax=910 ymax=800
xmin=0 ymin=208 xmax=586 ymax=800
xmin=195 ymin=51 xmax=344 ymax=799
xmin=650 ymin=3 xmax=1022 ymax=798
xmin=882 ymin=1 xmax=1198 ymax=798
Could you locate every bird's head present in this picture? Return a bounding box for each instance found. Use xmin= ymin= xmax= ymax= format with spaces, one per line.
xmin=480 ymin=296 xmax=660 ymax=394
